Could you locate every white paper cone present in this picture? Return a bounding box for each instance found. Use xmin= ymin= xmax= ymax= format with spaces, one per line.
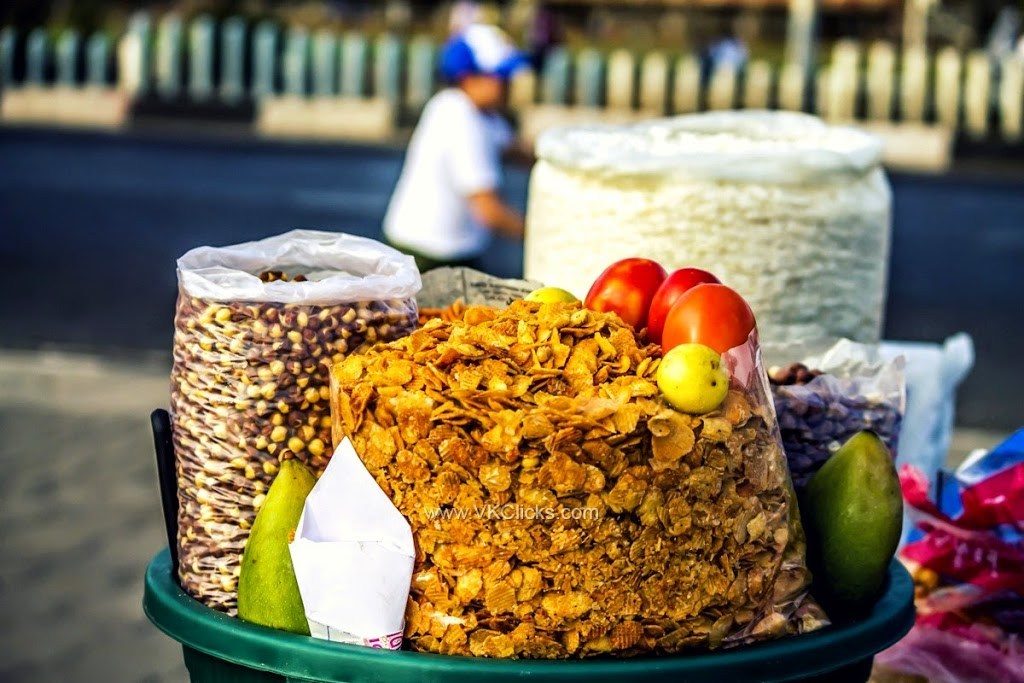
xmin=289 ymin=438 xmax=415 ymax=648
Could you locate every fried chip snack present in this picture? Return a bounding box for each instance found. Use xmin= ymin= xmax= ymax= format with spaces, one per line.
xmin=418 ymin=299 xmax=468 ymax=326
xmin=331 ymin=301 xmax=824 ymax=657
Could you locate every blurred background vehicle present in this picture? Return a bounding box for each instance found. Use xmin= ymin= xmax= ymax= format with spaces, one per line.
xmin=1 ymin=1 xmax=1022 ymax=681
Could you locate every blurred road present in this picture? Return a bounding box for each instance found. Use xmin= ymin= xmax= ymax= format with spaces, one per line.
xmin=1 ymin=127 xmax=1022 ymax=429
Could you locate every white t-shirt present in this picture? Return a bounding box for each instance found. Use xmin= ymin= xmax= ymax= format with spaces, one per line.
xmin=384 ymin=89 xmax=513 ymax=260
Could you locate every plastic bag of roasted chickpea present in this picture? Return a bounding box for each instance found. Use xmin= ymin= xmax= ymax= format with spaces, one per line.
xmin=170 ymin=230 xmax=420 ymax=613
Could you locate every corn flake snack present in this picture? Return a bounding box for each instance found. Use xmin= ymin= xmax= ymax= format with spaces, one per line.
xmin=418 ymin=299 xmax=468 ymax=326
xmin=331 ymin=301 xmax=823 ymax=657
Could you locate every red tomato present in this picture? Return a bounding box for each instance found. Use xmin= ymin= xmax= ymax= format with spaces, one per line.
xmin=661 ymin=283 xmax=756 ymax=354
xmin=646 ymin=268 xmax=720 ymax=344
xmin=584 ymin=258 xmax=667 ymax=330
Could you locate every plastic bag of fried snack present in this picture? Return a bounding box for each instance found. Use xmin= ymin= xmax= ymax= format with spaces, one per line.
xmin=330 ymin=299 xmax=826 ymax=657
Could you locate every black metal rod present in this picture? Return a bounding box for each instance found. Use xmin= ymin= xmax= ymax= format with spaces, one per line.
xmin=150 ymin=408 xmax=179 ymax=579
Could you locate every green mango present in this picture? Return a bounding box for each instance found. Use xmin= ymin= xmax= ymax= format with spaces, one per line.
xmin=804 ymin=431 xmax=903 ymax=606
xmin=237 ymin=459 xmax=316 ymax=634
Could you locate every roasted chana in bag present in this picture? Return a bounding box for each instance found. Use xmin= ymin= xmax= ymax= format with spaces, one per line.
xmin=170 ymin=231 xmax=420 ymax=613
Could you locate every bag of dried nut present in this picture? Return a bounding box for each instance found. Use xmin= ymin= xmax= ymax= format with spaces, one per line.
xmin=170 ymin=230 xmax=420 ymax=613
xmin=765 ymin=339 xmax=905 ymax=492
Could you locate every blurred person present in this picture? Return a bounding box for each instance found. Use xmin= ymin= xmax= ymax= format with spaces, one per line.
xmin=449 ymin=2 xmax=501 ymax=35
xmin=449 ymin=1 xmax=482 ymax=34
xmin=525 ymin=5 xmax=562 ymax=71
xmin=987 ymin=6 xmax=1021 ymax=59
xmin=700 ymin=36 xmax=748 ymax=85
xmin=383 ymin=24 xmax=527 ymax=272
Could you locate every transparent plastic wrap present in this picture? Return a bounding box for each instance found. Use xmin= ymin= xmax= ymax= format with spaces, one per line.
xmin=878 ymin=335 xmax=974 ymax=491
xmin=330 ymin=300 xmax=825 ymax=658
xmin=525 ymin=111 xmax=891 ymax=344
xmin=764 ymin=339 xmax=905 ymax=491
xmin=170 ymin=230 xmax=420 ymax=613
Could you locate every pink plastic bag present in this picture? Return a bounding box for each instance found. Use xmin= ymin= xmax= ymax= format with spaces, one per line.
xmin=876 ymin=430 xmax=1024 ymax=682
xmin=878 ymin=620 xmax=1023 ymax=683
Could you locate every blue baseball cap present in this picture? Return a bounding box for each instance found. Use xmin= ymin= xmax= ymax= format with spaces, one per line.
xmin=440 ymin=24 xmax=529 ymax=82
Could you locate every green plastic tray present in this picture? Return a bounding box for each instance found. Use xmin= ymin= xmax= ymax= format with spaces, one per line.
xmin=144 ymin=548 xmax=914 ymax=683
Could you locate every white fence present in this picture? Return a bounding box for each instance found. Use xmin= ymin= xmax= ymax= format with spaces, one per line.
xmin=1 ymin=13 xmax=1022 ymax=142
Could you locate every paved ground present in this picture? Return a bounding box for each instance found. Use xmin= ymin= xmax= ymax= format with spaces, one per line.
xmin=1 ymin=127 xmax=1022 ymax=428
xmin=0 ymin=352 xmax=185 ymax=682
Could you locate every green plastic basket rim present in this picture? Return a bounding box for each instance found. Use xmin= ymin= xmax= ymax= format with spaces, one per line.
xmin=144 ymin=548 xmax=914 ymax=682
